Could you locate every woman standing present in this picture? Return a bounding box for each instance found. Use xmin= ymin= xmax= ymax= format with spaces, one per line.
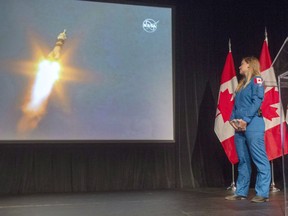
xmin=225 ymin=56 xmax=271 ymax=203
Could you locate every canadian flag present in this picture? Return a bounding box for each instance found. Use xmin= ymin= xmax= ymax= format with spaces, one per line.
xmin=259 ymin=37 xmax=288 ymax=160
xmin=214 ymin=48 xmax=238 ymax=164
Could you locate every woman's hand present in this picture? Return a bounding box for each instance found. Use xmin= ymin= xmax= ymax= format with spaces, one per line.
xmin=229 ymin=120 xmax=239 ymax=130
xmin=237 ymin=119 xmax=247 ymax=131
xmin=229 ymin=119 xmax=247 ymax=131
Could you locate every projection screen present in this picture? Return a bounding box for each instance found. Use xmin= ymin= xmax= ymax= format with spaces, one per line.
xmin=0 ymin=0 xmax=174 ymax=142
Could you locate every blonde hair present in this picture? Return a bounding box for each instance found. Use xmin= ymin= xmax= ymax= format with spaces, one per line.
xmin=236 ymin=56 xmax=261 ymax=92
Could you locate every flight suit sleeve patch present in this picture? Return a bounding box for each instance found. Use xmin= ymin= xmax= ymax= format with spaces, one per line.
xmin=254 ymin=77 xmax=263 ymax=86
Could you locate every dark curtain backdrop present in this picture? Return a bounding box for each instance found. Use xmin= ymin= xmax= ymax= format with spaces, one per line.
xmin=0 ymin=0 xmax=287 ymax=194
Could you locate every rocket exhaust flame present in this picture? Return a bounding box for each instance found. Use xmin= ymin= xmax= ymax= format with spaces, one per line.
xmin=27 ymin=60 xmax=60 ymax=110
xmin=17 ymin=30 xmax=67 ymax=133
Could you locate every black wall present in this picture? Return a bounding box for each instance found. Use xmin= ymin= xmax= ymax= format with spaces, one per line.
xmin=0 ymin=0 xmax=287 ymax=194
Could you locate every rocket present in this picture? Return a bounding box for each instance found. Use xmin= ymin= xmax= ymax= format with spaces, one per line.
xmin=48 ymin=29 xmax=67 ymax=60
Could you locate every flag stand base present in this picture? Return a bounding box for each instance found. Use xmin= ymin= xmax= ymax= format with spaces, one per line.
xmin=270 ymin=161 xmax=280 ymax=193
xmin=227 ymin=164 xmax=236 ymax=191
xmin=270 ymin=183 xmax=280 ymax=193
xmin=226 ymin=182 xmax=236 ymax=191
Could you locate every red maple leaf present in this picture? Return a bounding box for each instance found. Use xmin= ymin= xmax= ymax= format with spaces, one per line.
xmin=217 ymin=89 xmax=234 ymax=122
xmin=261 ymin=87 xmax=280 ymax=121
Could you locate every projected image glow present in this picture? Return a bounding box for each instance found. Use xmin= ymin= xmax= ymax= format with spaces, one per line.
xmin=0 ymin=0 xmax=174 ymax=141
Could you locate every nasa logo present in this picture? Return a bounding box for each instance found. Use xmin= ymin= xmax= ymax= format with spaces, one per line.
xmin=143 ymin=19 xmax=159 ymax=33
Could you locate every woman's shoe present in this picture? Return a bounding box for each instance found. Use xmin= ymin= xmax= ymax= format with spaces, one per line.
xmin=225 ymin=195 xmax=247 ymax=200
xmin=251 ymin=196 xmax=269 ymax=203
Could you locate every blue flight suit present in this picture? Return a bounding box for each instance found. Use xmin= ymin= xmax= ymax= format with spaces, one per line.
xmin=230 ymin=75 xmax=271 ymax=198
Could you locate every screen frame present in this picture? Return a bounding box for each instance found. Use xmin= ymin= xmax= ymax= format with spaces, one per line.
xmin=0 ymin=0 xmax=176 ymax=144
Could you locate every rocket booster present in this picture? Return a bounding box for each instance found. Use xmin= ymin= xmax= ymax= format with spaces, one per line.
xmin=48 ymin=29 xmax=67 ymax=60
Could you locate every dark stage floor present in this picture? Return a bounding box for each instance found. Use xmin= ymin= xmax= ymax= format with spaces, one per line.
xmin=0 ymin=188 xmax=285 ymax=216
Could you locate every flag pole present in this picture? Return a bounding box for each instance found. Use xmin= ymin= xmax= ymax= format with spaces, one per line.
xmin=265 ymin=27 xmax=268 ymax=44
xmin=270 ymin=160 xmax=280 ymax=192
xmin=215 ymin=38 xmax=238 ymax=191
xmin=226 ymin=38 xmax=236 ymax=192
xmin=226 ymin=164 xmax=236 ymax=191
xmin=264 ymin=27 xmax=281 ymax=193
